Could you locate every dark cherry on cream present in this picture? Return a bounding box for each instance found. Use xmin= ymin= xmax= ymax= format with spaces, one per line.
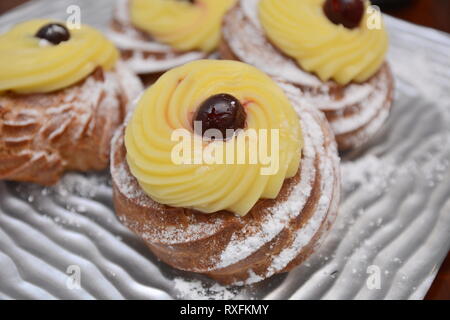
xmin=194 ymin=93 xmax=246 ymax=140
xmin=323 ymin=0 xmax=365 ymax=29
xmin=35 ymin=23 xmax=70 ymax=45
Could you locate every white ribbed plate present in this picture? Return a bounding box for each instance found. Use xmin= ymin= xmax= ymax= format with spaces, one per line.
xmin=0 ymin=0 xmax=449 ymax=300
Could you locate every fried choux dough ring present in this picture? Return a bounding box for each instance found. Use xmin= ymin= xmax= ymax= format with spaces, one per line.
xmin=112 ymin=60 xmax=340 ymax=285
xmin=0 ymin=20 xmax=142 ymax=185
xmin=220 ymin=0 xmax=394 ymax=151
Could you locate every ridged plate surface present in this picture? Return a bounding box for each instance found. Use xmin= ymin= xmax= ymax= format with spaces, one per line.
xmin=0 ymin=0 xmax=449 ymax=300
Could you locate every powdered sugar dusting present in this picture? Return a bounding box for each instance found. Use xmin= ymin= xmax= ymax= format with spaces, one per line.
xmin=216 ymin=115 xmax=316 ymax=269
xmin=111 ymin=128 xmax=153 ymax=204
xmin=55 ymin=172 xmax=111 ymax=199
xmin=115 ymin=60 xmax=144 ymax=108
xmin=125 ymin=51 xmax=207 ymax=75
xmin=251 ymin=83 xmax=340 ymax=282
xmin=330 ymin=78 xmax=388 ymax=135
xmin=241 ymin=0 xmax=262 ymax=28
xmin=223 ymin=0 xmax=393 ymax=148
xmin=115 ymin=155 xmax=142 ymax=200
xmin=173 ymin=278 xmax=246 ymax=300
xmin=216 ymin=83 xmax=340 ymax=278
xmin=142 ymin=221 xmax=225 ymax=246
xmin=341 ymin=155 xmax=392 ymax=193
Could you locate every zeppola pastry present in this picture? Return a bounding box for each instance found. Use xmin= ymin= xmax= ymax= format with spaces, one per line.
xmin=112 ymin=60 xmax=340 ymax=284
xmin=109 ymin=0 xmax=236 ymax=75
xmin=0 ymin=19 xmax=142 ymax=185
xmin=221 ymin=0 xmax=394 ymax=151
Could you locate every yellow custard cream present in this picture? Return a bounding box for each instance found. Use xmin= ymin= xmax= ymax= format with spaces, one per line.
xmin=125 ymin=60 xmax=302 ymax=216
xmin=259 ymin=0 xmax=388 ymax=85
xmin=0 ymin=19 xmax=118 ymax=94
xmin=130 ymin=0 xmax=236 ymax=52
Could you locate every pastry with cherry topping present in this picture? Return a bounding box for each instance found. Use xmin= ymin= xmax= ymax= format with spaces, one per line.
xmin=111 ymin=60 xmax=340 ymax=285
xmin=0 ymin=20 xmax=142 ymax=185
xmin=220 ymin=0 xmax=394 ymax=151
xmin=109 ymin=0 xmax=236 ymax=79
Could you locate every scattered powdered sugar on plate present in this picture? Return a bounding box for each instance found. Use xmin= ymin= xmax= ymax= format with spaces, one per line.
xmin=341 ymin=155 xmax=394 ymax=193
xmin=173 ymin=278 xmax=247 ymax=300
xmin=389 ymin=46 xmax=447 ymax=104
xmin=55 ymin=172 xmax=112 ymax=199
xmin=341 ymin=135 xmax=450 ymax=195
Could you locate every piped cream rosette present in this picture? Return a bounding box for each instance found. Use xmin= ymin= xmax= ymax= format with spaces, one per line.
xmin=0 ymin=19 xmax=118 ymax=94
xmin=125 ymin=60 xmax=303 ymax=216
xmin=259 ymin=0 xmax=388 ymax=84
xmin=131 ymin=0 xmax=236 ymax=52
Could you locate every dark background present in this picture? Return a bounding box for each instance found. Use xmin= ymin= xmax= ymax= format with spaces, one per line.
xmin=0 ymin=0 xmax=449 ymax=300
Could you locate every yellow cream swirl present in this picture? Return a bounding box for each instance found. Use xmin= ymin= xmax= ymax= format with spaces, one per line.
xmin=125 ymin=60 xmax=302 ymax=216
xmin=0 ymin=19 xmax=119 ymax=94
xmin=130 ymin=0 xmax=236 ymax=52
xmin=259 ymin=0 xmax=388 ymax=84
